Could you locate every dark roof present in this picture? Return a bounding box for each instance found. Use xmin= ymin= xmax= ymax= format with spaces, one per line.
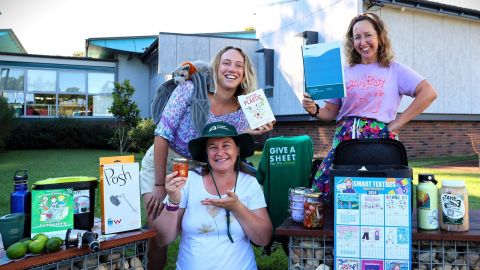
xmin=366 ymin=0 xmax=480 ymax=19
xmin=0 ymin=29 xmax=27 ymax=54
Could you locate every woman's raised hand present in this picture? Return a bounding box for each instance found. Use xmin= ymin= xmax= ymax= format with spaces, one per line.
xmin=302 ymin=92 xmax=317 ymax=114
xmin=165 ymin=171 xmax=187 ymax=204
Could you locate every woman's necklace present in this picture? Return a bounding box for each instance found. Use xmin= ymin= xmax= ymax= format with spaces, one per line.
xmin=208 ymin=163 xmax=239 ymax=243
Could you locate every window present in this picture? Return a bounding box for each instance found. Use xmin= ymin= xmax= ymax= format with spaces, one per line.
xmin=0 ymin=91 xmax=24 ymax=117
xmin=88 ymin=73 xmax=115 ymax=94
xmin=59 ymin=71 xmax=86 ymax=93
xmin=27 ymin=69 xmax=56 ymax=92
xmin=0 ymin=67 xmax=24 ymax=91
xmin=89 ymin=95 xmax=113 ymax=116
xmin=58 ymin=94 xmax=87 ymax=116
xmin=26 ymin=93 xmax=56 ymax=116
xmin=0 ymin=64 xmax=115 ymax=118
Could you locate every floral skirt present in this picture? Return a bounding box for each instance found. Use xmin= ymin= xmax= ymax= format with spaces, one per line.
xmin=312 ymin=117 xmax=398 ymax=203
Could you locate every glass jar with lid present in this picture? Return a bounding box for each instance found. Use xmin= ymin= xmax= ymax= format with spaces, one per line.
xmin=439 ymin=180 xmax=469 ymax=232
xmin=303 ymin=192 xmax=324 ymax=228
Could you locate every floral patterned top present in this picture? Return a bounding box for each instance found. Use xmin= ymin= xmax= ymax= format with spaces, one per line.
xmin=154 ymin=80 xmax=249 ymax=157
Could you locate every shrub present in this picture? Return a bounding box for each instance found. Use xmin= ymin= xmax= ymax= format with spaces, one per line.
xmin=0 ymin=97 xmax=15 ymax=151
xmin=5 ymin=119 xmax=115 ymax=150
xmin=128 ymin=118 xmax=155 ymax=153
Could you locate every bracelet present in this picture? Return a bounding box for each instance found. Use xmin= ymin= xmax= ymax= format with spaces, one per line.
xmin=308 ymin=103 xmax=320 ymax=117
xmin=154 ymin=184 xmax=165 ymax=186
xmin=168 ymin=198 xmax=180 ymax=206
xmin=165 ymin=204 xmax=179 ymax=211
xmin=165 ymin=199 xmax=180 ymax=211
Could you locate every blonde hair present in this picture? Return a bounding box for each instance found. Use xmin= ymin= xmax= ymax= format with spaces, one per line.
xmin=211 ymin=46 xmax=257 ymax=96
xmin=344 ymin=12 xmax=394 ymax=67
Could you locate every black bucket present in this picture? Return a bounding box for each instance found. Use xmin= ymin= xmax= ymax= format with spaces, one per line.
xmin=32 ymin=176 xmax=98 ymax=231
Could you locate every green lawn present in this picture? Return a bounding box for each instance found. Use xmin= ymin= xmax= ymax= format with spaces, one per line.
xmin=0 ymin=149 xmax=478 ymax=270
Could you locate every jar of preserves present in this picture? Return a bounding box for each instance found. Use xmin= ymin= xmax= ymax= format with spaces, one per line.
xmin=172 ymin=158 xmax=189 ymax=177
xmin=439 ymin=180 xmax=469 ymax=232
xmin=303 ymin=192 xmax=324 ymax=228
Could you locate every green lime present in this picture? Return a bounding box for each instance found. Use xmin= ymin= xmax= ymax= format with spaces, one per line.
xmin=6 ymin=242 xmax=27 ymax=260
xmin=46 ymin=238 xmax=62 ymax=252
xmin=49 ymin=236 xmax=64 ymax=245
xmin=28 ymin=239 xmax=46 ymax=254
xmin=20 ymin=239 xmax=33 ymax=249
xmin=32 ymin=233 xmax=48 ymax=244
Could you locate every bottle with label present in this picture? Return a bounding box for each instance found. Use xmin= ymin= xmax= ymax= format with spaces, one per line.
xmin=10 ymin=169 xmax=31 ymax=237
xmin=439 ymin=180 xmax=469 ymax=232
xmin=416 ymin=174 xmax=438 ymax=230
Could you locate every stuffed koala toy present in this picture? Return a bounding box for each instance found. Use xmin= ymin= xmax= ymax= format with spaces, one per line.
xmin=172 ymin=61 xmax=215 ymax=93
xmin=172 ymin=62 xmax=193 ymax=85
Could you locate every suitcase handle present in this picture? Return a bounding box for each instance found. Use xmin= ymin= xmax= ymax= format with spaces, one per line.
xmin=358 ymin=171 xmax=388 ymax=177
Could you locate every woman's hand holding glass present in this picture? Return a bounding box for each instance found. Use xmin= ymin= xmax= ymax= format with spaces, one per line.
xmin=165 ymin=171 xmax=186 ymax=204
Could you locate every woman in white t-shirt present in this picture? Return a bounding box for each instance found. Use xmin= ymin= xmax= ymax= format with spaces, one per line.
xmin=153 ymin=121 xmax=272 ymax=270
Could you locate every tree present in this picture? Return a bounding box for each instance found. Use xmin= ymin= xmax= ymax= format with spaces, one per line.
xmin=0 ymin=96 xmax=15 ymax=151
xmin=72 ymin=51 xmax=85 ymax=57
xmin=108 ymin=80 xmax=140 ymax=154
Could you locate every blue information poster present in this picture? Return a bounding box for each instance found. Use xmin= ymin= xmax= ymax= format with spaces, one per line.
xmin=333 ymin=176 xmax=412 ymax=270
xmin=302 ymin=41 xmax=346 ymax=100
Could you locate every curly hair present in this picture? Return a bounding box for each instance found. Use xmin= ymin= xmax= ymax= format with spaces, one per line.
xmin=344 ymin=12 xmax=394 ymax=67
xmin=211 ymin=46 xmax=257 ymax=97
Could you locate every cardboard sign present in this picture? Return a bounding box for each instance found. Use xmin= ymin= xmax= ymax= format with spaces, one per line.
xmin=100 ymin=162 xmax=141 ymax=234
xmin=31 ymin=189 xmax=74 ymax=238
xmin=99 ymin=155 xmax=135 ymax=183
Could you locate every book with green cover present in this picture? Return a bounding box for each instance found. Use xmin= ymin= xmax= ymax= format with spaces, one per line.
xmin=31 ymin=189 xmax=74 ymax=237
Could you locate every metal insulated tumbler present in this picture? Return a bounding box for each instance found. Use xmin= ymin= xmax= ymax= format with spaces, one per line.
xmin=416 ymin=174 xmax=439 ymax=230
xmin=10 ymin=169 xmax=31 ymax=237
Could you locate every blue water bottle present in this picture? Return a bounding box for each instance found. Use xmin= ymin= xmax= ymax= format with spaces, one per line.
xmin=10 ymin=169 xmax=31 ymax=237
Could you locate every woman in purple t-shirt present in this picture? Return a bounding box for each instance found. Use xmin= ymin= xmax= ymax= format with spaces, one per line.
xmin=302 ymin=12 xmax=438 ymax=203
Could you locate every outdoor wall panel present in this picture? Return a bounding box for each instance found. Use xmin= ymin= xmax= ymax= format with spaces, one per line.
xmin=470 ymin=23 xmax=480 ymax=114
xmin=443 ymin=17 xmax=471 ymax=114
xmin=176 ymin=36 xmax=210 ymax=66
xmin=117 ymin=54 xmax=150 ymax=118
xmin=412 ymin=13 xmax=444 ymax=113
xmin=158 ymin=34 xmax=177 ymax=75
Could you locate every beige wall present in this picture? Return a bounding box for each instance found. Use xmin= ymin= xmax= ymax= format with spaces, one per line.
xmin=378 ymin=6 xmax=480 ymax=115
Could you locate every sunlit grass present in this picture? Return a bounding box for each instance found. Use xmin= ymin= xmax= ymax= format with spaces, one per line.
xmin=0 ymin=149 xmax=478 ymax=269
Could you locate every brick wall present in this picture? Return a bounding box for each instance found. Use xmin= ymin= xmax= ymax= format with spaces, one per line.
xmin=254 ymin=120 xmax=480 ymax=159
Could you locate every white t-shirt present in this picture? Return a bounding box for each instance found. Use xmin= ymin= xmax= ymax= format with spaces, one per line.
xmin=173 ymin=171 xmax=266 ymax=270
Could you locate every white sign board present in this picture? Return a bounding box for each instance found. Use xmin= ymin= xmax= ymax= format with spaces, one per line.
xmin=101 ymin=162 xmax=141 ymax=234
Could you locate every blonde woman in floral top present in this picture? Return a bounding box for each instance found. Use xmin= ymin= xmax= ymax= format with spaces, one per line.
xmin=142 ymin=46 xmax=274 ymax=270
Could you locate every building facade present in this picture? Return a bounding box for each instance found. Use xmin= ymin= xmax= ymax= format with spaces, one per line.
xmin=1 ymin=0 xmax=479 ymax=158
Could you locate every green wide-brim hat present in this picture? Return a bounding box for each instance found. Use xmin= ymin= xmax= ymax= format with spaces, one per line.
xmin=188 ymin=121 xmax=255 ymax=163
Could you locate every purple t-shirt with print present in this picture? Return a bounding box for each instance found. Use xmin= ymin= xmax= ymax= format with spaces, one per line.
xmin=326 ymin=61 xmax=425 ymax=123
xmin=154 ymin=80 xmax=249 ymax=157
